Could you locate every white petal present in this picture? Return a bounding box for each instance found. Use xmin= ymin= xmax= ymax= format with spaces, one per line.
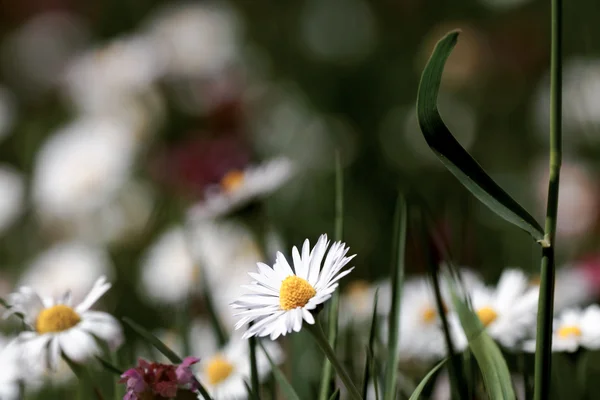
xmin=75 ymin=276 xmax=111 ymax=313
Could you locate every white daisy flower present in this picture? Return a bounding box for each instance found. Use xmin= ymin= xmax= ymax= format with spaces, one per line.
xmin=524 ymin=305 xmax=600 ymax=353
xmin=140 ymin=226 xmax=200 ymax=304
xmin=231 ymin=234 xmax=355 ymax=339
xmin=145 ymin=2 xmax=241 ymax=79
xmin=198 ymin=337 xmax=282 ymax=399
xmin=62 ymin=34 xmax=163 ymax=114
xmin=0 ymin=165 xmax=24 ymax=235
xmin=188 ymin=219 xmax=266 ymax=329
xmin=338 ymin=279 xmax=386 ymax=328
xmin=32 ymin=116 xmax=136 ymax=221
xmin=18 ymin=241 xmax=113 ymax=303
xmin=5 ymin=276 xmax=123 ymax=369
xmin=188 ymin=157 xmax=294 ymax=220
xmin=450 ymin=269 xmax=538 ymax=350
xmin=0 ymin=336 xmax=24 ymax=400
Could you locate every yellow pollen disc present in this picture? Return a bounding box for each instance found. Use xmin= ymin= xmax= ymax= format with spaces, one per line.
xmin=476 ymin=306 xmax=498 ymax=327
xmin=36 ymin=305 xmax=81 ymax=334
xmin=421 ymin=307 xmax=438 ymax=323
xmin=557 ymin=325 xmax=582 ymax=339
xmin=279 ymin=276 xmax=316 ymax=310
xmin=220 ymin=170 xmax=245 ymax=193
xmin=205 ymin=356 xmax=234 ymax=385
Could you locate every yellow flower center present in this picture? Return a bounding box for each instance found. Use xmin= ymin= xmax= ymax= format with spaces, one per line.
xmin=205 ymin=356 xmax=234 ymax=385
xmin=421 ymin=307 xmax=438 ymax=323
xmin=36 ymin=305 xmax=81 ymax=334
xmin=557 ymin=325 xmax=582 ymax=339
xmin=220 ymin=170 xmax=245 ymax=193
xmin=279 ymin=276 xmax=316 ymax=310
xmin=476 ymin=306 xmax=498 ymax=327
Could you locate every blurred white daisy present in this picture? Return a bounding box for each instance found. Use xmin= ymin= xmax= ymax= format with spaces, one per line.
xmin=338 ymin=279 xmax=386 ymax=328
xmin=198 ymin=337 xmax=282 ymax=399
xmin=18 ymin=241 xmax=113 ymax=303
xmin=524 ymin=305 xmax=600 ymax=353
xmin=0 ymin=165 xmax=24 ymax=235
xmin=33 ymin=116 xmax=136 ymax=221
xmin=140 ymin=226 xmax=200 ymax=304
xmin=532 ymin=159 xmax=599 ymax=241
xmin=450 ymin=269 xmax=538 ymax=350
xmin=232 ymin=234 xmax=355 ymax=339
xmin=188 ymin=157 xmax=294 ymax=220
xmin=145 ymin=2 xmax=241 ymax=79
xmin=554 ymin=262 xmax=599 ymax=311
xmin=0 ymin=336 xmax=23 ymax=400
xmin=188 ymin=219 xmax=265 ymax=329
xmin=62 ymin=34 xmax=163 ymax=113
xmin=5 ymin=276 xmax=123 ymax=369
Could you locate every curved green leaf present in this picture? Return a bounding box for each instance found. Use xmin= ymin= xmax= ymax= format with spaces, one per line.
xmin=416 ymin=30 xmax=544 ymax=241
xmin=259 ymin=342 xmax=301 ymax=400
xmin=449 ymin=287 xmax=515 ymax=400
xmin=408 ymin=358 xmax=446 ymax=400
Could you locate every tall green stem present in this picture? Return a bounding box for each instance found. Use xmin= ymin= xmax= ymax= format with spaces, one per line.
xmin=533 ymin=0 xmax=562 ymax=399
xmin=308 ymin=321 xmax=363 ymax=400
xmin=318 ymin=152 xmax=344 ymax=400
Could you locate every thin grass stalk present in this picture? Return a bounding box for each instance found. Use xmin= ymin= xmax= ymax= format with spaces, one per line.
xmin=533 ymin=0 xmax=562 ymax=398
xmin=249 ymin=327 xmax=260 ymax=395
xmin=309 ymin=321 xmax=363 ymax=400
xmin=319 ymin=151 xmax=344 ymax=400
xmin=383 ymin=194 xmax=407 ymax=400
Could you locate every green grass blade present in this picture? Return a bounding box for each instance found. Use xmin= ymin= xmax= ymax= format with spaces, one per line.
xmin=62 ymin=353 xmax=105 ymax=400
xmin=122 ymin=317 xmax=182 ymax=363
xmin=408 ymin=358 xmax=447 ymax=400
xmin=95 ymin=356 xmax=123 ymax=376
xmin=328 ymin=388 xmax=340 ymax=400
xmin=362 ymin=290 xmax=379 ymax=399
xmin=259 ymin=342 xmax=301 ymax=400
xmin=201 ymin=275 xmax=229 ymax=347
xmin=319 ymin=151 xmax=344 ymax=400
xmin=384 ymin=194 xmax=407 ymax=400
xmin=448 ymin=287 xmax=515 ymax=400
xmin=416 ymin=30 xmax=543 ymax=241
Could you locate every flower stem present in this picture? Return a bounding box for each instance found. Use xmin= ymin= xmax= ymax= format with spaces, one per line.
xmin=319 ymin=151 xmax=344 ymax=400
xmin=308 ymin=320 xmax=362 ymax=400
xmin=533 ymin=0 xmax=562 ymax=399
xmin=249 ymin=326 xmax=260 ymax=395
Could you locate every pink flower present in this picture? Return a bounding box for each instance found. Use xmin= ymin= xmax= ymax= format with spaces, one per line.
xmin=119 ymin=357 xmax=201 ymax=400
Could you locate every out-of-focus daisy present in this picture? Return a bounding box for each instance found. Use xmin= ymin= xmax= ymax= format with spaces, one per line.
xmin=339 ymin=279 xmax=386 ymax=328
xmin=19 ymin=241 xmax=113 ymax=303
xmin=232 ymin=234 xmax=355 ymax=339
xmin=189 ymin=219 xmax=265 ymax=329
xmin=554 ymin=259 xmax=600 ymax=310
xmin=145 ymin=2 xmax=241 ymax=79
xmin=450 ymin=269 xmax=538 ymax=350
xmin=532 ymin=159 xmax=599 ymax=241
xmin=0 ymin=165 xmax=24 ymax=235
xmin=524 ymin=306 xmax=600 ymax=353
xmin=5 ymin=276 xmax=123 ymax=369
xmin=120 ymin=357 xmax=200 ymax=400
xmin=62 ymin=34 xmax=163 ymax=113
xmin=198 ymin=337 xmax=282 ymax=399
xmin=0 ymin=336 xmax=23 ymax=400
xmin=32 ymin=116 xmax=136 ymax=221
xmin=188 ymin=157 xmax=294 ymax=220
xmin=140 ymin=226 xmax=200 ymax=304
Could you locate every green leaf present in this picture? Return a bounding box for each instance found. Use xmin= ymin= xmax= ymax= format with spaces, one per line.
xmin=62 ymin=353 xmax=105 ymax=400
xmin=362 ymin=290 xmax=380 ymax=399
xmin=259 ymin=341 xmax=301 ymax=400
xmin=384 ymin=194 xmax=407 ymax=400
xmin=449 ymin=287 xmax=515 ymax=400
xmin=408 ymin=358 xmax=446 ymax=400
xmin=416 ymin=30 xmax=544 ymax=241
xmin=122 ymin=317 xmax=182 ymax=363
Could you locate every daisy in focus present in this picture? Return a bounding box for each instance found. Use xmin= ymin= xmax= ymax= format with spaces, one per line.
xmin=188 ymin=157 xmax=294 ymax=220
xmin=525 ymin=305 xmax=600 ymax=353
xmin=449 ymin=269 xmax=539 ymax=350
xmin=5 ymin=276 xmax=123 ymax=369
xmin=198 ymin=337 xmax=282 ymax=399
xmin=231 ymin=234 xmax=355 ymax=339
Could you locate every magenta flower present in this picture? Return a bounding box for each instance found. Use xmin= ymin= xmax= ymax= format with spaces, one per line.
xmin=119 ymin=357 xmax=200 ymax=400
